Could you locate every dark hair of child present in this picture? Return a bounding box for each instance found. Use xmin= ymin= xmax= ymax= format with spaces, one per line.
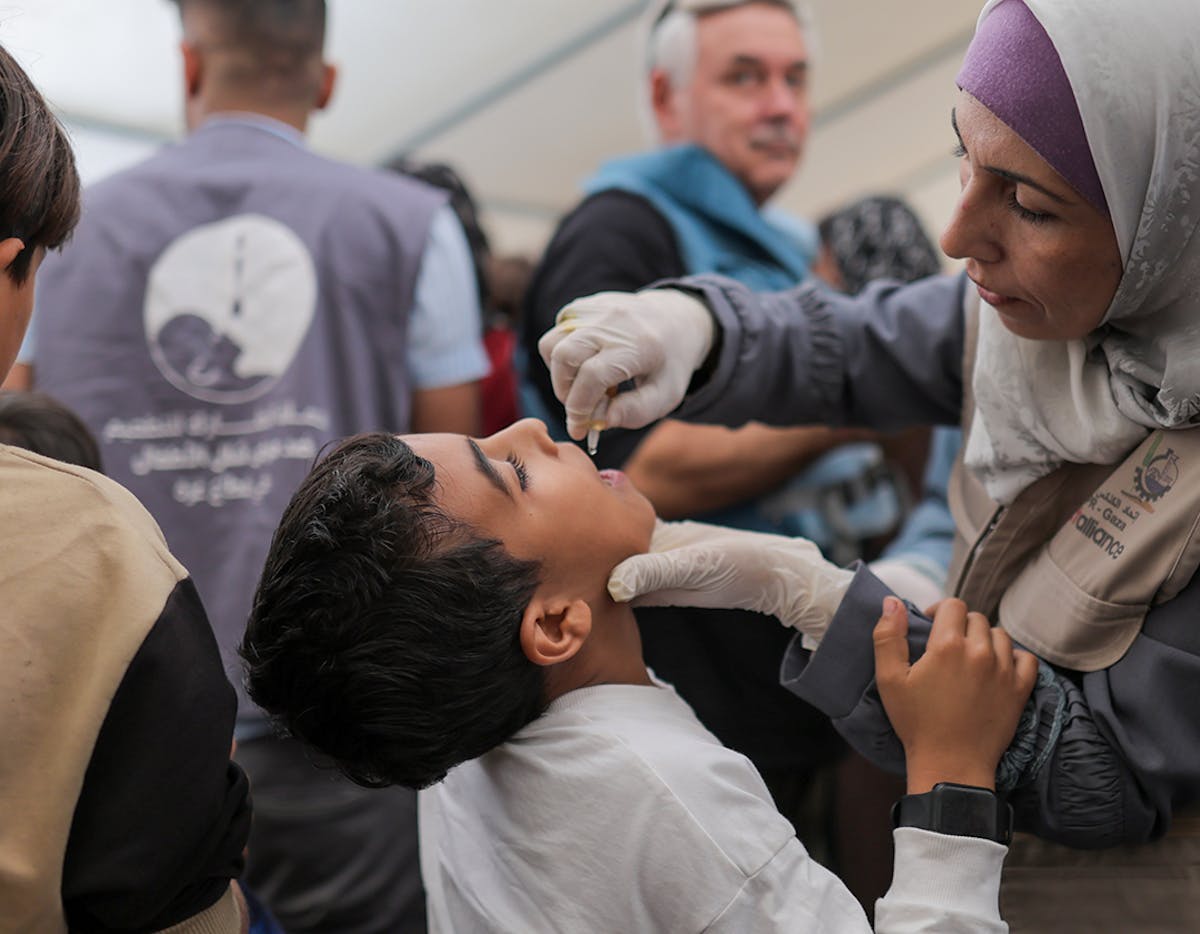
xmin=241 ymin=432 xmax=546 ymax=789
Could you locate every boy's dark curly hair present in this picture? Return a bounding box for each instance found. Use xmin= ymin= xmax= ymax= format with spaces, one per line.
xmin=241 ymin=432 xmax=545 ymax=789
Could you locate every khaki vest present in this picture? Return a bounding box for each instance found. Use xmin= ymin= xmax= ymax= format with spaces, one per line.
xmin=947 ymin=292 xmax=1200 ymax=671
xmin=948 ymin=293 xmax=1200 ymax=929
xmin=0 ymin=447 xmax=195 ymax=933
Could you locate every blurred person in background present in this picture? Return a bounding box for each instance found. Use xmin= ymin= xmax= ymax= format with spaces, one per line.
xmin=0 ymin=390 xmax=103 ymax=471
xmin=521 ymin=0 xmax=916 ymax=859
xmin=483 ymin=253 xmax=533 ymax=432
xmin=813 ymin=195 xmax=960 ymax=606
xmin=813 ymin=196 xmax=943 ymax=296
xmin=389 ymin=157 xmax=524 ymax=433
xmin=23 ymin=1 xmax=490 ymax=931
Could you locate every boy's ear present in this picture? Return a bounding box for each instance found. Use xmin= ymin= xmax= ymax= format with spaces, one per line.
xmin=519 ymin=596 xmax=592 ymax=667
xmin=0 ymin=238 xmax=25 ymax=273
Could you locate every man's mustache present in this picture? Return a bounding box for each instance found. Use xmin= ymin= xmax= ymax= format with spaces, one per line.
xmin=748 ymin=124 xmax=801 ymax=154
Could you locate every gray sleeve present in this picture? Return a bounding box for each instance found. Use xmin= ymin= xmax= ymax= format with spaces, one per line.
xmin=669 ymin=272 xmax=967 ymax=431
xmin=782 ymin=566 xmax=1198 ymax=848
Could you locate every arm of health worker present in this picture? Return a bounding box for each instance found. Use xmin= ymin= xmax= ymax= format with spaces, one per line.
xmin=672 ymin=272 xmax=967 ymax=433
xmin=784 ymin=565 xmax=1200 ymax=848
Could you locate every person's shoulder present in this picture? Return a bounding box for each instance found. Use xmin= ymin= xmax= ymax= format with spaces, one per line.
xmin=533 ymin=189 xmax=682 ymax=291
xmin=525 ymin=685 xmax=793 ymax=862
xmin=299 ymin=153 xmax=447 ymax=210
xmin=421 ymin=685 xmax=798 ymax=929
xmin=77 ymin=146 xmax=176 ymax=211
xmin=555 ymin=189 xmax=673 ymax=242
xmin=545 ymin=683 xmax=749 ymax=777
xmin=0 ymin=446 xmax=184 ymax=581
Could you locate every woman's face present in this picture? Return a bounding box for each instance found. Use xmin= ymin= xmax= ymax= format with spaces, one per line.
xmin=940 ymin=91 xmax=1123 ymax=341
xmin=403 ymin=419 xmax=657 ymax=606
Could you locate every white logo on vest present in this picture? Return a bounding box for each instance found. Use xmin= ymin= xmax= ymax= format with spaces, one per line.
xmin=145 ymin=214 xmax=317 ymax=404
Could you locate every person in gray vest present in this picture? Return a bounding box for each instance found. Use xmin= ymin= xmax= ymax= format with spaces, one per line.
xmin=27 ymin=1 xmax=489 ymax=931
xmin=540 ymin=0 xmax=1200 ymax=927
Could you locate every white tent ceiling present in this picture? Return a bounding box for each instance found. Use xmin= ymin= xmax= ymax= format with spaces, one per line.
xmin=2 ymin=0 xmax=979 ymax=259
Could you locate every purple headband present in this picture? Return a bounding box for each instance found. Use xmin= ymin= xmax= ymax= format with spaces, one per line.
xmin=957 ymin=0 xmax=1108 ymax=214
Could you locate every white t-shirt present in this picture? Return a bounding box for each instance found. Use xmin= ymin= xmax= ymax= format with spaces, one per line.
xmin=419 ymin=679 xmax=1007 ymax=933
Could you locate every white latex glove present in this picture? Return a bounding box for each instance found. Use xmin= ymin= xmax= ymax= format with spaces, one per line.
xmin=537 ymin=289 xmax=715 ymax=441
xmin=608 ymin=520 xmax=855 ymax=641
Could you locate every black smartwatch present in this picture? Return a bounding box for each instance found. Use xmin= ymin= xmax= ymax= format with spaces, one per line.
xmin=892 ymin=782 xmax=1013 ymax=845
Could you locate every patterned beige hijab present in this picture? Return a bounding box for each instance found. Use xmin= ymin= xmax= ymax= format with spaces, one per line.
xmin=965 ymin=0 xmax=1200 ymax=503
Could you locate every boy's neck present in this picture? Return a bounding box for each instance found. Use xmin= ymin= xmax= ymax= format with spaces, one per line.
xmin=543 ymin=602 xmax=652 ymax=702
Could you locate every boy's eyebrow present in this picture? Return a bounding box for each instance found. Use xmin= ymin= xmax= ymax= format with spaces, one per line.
xmin=467 ymin=438 xmax=513 ymax=500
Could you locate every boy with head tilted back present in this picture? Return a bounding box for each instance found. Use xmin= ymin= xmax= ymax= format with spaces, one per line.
xmin=243 ymin=418 xmax=1035 ymax=932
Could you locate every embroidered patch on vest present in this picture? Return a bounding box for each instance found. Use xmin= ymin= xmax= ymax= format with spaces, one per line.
xmin=1128 ymin=434 xmax=1180 ymax=507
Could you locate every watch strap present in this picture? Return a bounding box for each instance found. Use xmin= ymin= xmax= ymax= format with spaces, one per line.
xmin=892 ymin=782 xmax=1013 ymax=845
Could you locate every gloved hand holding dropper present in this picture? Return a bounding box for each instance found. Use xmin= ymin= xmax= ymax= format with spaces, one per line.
xmin=544 ymin=290 xmax=858 ymax=639
xmin=538 ymin=289 xmax=715 ymax=442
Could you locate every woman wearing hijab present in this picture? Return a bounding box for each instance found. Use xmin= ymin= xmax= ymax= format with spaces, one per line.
xmin=539 ymin=0 xmax=1200 ymax=926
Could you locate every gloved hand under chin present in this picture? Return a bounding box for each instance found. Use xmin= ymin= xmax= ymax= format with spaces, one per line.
xmin=537 ymin=289 xmax=715 ymax=441
xmin=607 ymin=520 xmax=855 ymax=644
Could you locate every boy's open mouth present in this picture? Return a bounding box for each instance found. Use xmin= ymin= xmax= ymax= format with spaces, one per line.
xmin=598 ymin=469 xmax=625 ymax=489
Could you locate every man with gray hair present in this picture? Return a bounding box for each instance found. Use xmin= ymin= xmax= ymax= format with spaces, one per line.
xmin=643 ymin=0 xmax=812 ymax=205
xmin=521 ymin=0 xmax=861 ymax=849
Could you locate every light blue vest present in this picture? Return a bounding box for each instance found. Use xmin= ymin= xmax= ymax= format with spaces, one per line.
xmin=584 ymin=144 xmax=817 ymax=291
